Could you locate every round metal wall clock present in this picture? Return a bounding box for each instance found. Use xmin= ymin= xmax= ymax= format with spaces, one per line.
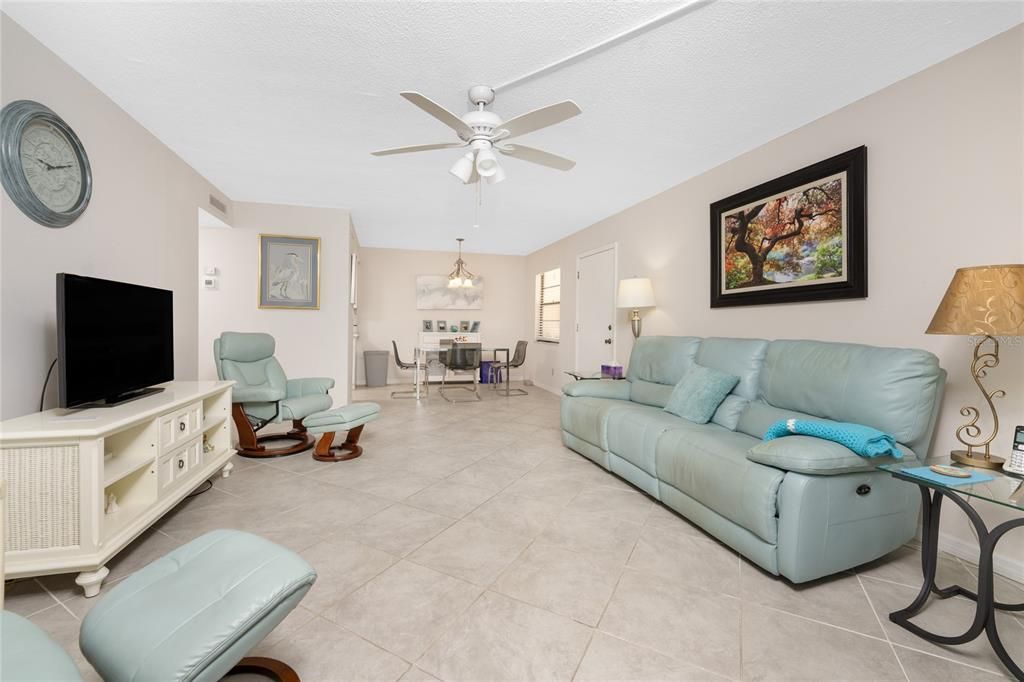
xmin=1 ymin=100 xmax=92 ymax=228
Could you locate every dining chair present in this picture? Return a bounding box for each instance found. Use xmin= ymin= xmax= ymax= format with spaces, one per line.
xmin=391 ymin=340 xmax=423 ymax=398
xmin=440 ymin=342 xmax=482 ymax=402
xmin=490 ymin=340 xmax=529 ymax=396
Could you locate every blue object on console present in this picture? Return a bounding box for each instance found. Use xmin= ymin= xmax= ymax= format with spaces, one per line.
xmin=764 ymin=418 xmax=901 ymax=458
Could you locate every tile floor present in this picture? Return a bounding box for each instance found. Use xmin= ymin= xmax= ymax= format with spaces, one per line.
xmin=5 ymin=383 xmax=1023 ymax=681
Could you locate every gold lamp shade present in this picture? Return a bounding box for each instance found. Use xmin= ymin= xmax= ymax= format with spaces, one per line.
xmin=926 ymin=264 xmax=1024 ymax=470
xmin=927 ymin=265 xmax=1024 ymax=336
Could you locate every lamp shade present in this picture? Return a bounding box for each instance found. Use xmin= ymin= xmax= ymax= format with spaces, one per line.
xmin=617 ymin=277 xmax=656 ymax=309
xmin=926 ymin=264 xmax=1024 ymax=336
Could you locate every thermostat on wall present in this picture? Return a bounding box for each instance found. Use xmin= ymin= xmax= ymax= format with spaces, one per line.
xmin=202 ymin=276 xmax=218 ymax=290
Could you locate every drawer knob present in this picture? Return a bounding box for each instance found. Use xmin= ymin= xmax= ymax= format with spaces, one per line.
xmin=178 ymin=459 xmax=185 ymax=470
xmin=179 ymin=422 xmax=187 ymax=432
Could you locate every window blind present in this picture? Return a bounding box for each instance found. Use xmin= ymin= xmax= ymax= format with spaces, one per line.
xmin=537 ymin=268 xmax=561 ymax=342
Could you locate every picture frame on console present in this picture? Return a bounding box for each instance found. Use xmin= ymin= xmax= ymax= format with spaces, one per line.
xmin=710 ymin=146 xmax=867 ymax=308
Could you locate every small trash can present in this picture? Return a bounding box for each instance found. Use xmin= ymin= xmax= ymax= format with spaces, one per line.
xmin=480 ymin=361 xmax=502 ymax=384
xmin=364 ymin=350 xmax=389 ymax=388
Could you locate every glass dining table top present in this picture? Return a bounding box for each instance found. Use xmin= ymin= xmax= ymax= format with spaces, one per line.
xmin=878 ymin=462 xmax=1024 ymax=511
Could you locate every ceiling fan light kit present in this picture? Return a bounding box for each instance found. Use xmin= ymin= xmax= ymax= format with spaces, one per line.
xmin=372 ymin=85 xmax=581 ymax=185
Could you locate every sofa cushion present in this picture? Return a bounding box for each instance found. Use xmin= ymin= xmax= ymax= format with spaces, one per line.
xmin=737 ymin=400 xmax=820 ymax=440
xmin=758 ymin=340 xmax=943 ymax=454
xmin=625 ymin=336 xmax=702 ymax=407
xmin=606 ymin=403 xmax=701 ymax=476
xmin=748 ymin=436 xmax=917 ymax=475
xmin=664 ymin=364 xmax=739 ymax=423
xmin=560 ymin=396 xmax=631 ymax=450
xmin=711 ymin=395 xmax=748 ymax=431
xmin=695 ymin=337 xmax=768 ymax=401
xmin=656 ymin=425 xmax=784 ymax=543
xmin=1 ymin=611 xmax=83 ymax=682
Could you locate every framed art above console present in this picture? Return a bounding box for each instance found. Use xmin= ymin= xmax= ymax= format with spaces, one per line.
xmin=710 ymin=146 xmax=867 ymax=308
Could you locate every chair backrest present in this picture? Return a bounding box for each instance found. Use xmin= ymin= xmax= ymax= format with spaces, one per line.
xmin=392 ymin=340 xmax=412 ymax=369
xmin=214 ymin=332 xmax=287 ymax=398
xmin=509 ymin=340 xmax=528 ymax=368
xmin=445 ymin=342 xmax=481 ymax=370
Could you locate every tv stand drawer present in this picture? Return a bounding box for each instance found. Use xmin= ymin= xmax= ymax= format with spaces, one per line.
xmin=159 ymin=402 xmax=203 ymax=451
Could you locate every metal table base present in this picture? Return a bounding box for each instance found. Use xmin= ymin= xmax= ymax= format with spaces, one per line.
xmin=889 ymin=484 xmax=1023 ymax=680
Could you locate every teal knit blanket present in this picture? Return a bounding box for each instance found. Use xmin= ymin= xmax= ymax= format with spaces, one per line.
xmin=764 ymin=419 xmax=902 ymax=458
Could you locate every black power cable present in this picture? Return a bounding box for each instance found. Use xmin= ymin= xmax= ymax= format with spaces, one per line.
xmin=39 ymin=358 xmax=58 ymax=412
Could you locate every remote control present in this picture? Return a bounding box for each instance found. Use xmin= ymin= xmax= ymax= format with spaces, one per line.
xmin=929 ymin=465 xmax=972 ymax=478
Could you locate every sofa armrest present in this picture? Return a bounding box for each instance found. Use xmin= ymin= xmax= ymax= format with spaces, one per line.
xmin=232 ymin=386 xmax=285 ymax=404
xmin=287 ymin=377 xmax=335 ymax=398
xmin=747 ymin=435 xmax=916 ymax=475
xmin=562 ymin=380 xmax=631 ymax=401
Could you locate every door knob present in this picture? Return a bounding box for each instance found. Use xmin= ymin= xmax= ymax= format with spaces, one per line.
xmin=604 ymin=338 xmax=613 ymax=344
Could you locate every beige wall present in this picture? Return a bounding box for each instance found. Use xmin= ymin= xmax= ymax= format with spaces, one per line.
xmin=0 ymin=15 xmax=233 ymax=419
xmin=355 ymin=247 xmax=529 ymax=385
xmin=525 ymin=26 xmax=1024 ymax=578
xmin=197 ymin=202 xmax=353 ymax=405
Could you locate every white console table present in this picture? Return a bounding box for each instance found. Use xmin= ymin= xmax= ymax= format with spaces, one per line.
xmin=0 ymin=381 xmax=234 ymax=596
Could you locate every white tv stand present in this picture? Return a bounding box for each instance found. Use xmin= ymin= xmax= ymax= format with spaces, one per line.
xmin=0 ymin=381 xmax=234 ymax=596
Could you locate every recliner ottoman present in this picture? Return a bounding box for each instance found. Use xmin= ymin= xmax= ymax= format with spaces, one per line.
xmin=80 ymin=529 xmax=317 ymax=682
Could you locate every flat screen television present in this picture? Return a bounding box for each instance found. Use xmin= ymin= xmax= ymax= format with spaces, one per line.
xmin=57 ymin=274 xmax=174 ymax=408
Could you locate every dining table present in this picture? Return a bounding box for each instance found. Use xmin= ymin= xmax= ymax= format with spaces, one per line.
xmin=412 ymin=345 xmax=512 ymax=399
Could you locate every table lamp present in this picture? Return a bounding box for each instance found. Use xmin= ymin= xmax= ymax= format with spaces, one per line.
xmin=617 ymin=277 xmax=656 ymax=338
xmin=926 ymin=264 xmax=1024 ymax=470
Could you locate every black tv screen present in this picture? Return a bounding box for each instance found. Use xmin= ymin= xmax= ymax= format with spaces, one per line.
xmin=57 ymin=274 xmax=174 ymax=408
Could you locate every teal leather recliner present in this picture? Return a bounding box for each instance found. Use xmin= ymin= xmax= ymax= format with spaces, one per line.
xmin=561 ymin=336 xmax=946 ymax=583
xmin=215 ymin=331 xmax=334 ymax=458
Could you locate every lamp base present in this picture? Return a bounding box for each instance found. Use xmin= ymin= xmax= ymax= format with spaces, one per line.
xmin=630 ymin=310 xmax=642 ymax=338
xmin=950 ymin=450 xmax=1005 ymax=470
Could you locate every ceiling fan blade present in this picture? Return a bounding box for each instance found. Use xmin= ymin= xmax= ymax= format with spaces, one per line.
xmin=497 ymin=144 xmax=576 ymax=171
xmin=499 ymin=100 xmax=581 ymax=139
xmin=371 ymin=141 xmax=467 ymax=156
xmin=400 ymin=92 xmax=474 ymax=139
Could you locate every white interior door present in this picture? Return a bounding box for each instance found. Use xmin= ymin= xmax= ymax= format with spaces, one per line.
xmin=575 ymin=245 xmax=617 ymax=373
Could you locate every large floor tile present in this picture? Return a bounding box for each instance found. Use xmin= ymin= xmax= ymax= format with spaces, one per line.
xmin=408 ymin=519 xmax=532 ymax=585
xmin=575 ymin=631 xmax=728 ymax=681
xmin=895 ymin=646 xmax=1008 ymax=681
xmin=861 ymin=574 xmax=1024 ymax=675
xmin=857 ymin=543 xmax=974 ymax=589
xmin=445 ymin=459 xmax=526 ymax=492
xmin=341 ymin=503 xmax=454 ymax=557
xmin=2 ymin=578 xmax=60 ymax=616
xmin=628 ymin=524 xmax=740 ymax=597
xmin=599 ymin=568 xmax=742 ymax=678
xmin=417 ymin=591 xmax=592 ymax=682
xmin=298 ymin=536 xmax=397 ymax=613
xmin=404 ymin=479 xmax=495 ymax=518
xmin=566 ymin=486 xmax=654 ymax=525
xmin=464 ymin=492 xmax=561 ymax=538
xmin=741 ymin=601 xmax=905 ymax=680
xmin=737 ymin=561 xmax=884 ymax=637
xmin=492 ymin=543 xmax=623 ymax=626
xmin=259 ymin=615 xmax=410 ymax=681
xmin=536 ymin=508 xmax=642 ymax=564
xmin=329 ymin=560 xmax=483 ymax=660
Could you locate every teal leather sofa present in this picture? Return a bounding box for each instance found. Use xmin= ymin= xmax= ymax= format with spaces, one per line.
xmin=561 ymin=337 xmax=946 ymax=583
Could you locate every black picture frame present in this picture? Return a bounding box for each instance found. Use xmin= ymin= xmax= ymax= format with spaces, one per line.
xmin=710 ymin=146 xmax=867 ymax=308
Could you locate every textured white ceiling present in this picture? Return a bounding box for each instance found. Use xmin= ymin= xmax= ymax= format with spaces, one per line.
xmin=4 ymin=2 xmax=1021 ymax=255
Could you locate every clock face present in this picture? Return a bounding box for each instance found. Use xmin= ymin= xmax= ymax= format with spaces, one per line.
xmin=19 ymin=120 xmax=83 ymax=213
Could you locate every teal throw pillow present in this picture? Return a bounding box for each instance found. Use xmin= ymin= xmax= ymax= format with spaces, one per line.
xmin=664 ymin=364 xmax=740 ymax=424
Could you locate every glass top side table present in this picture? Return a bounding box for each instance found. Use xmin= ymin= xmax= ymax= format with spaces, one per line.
xmin=877 ymin=463 xmax=1023 ymax=679
xmin=563 ymin=371 xmax=627 ymax=381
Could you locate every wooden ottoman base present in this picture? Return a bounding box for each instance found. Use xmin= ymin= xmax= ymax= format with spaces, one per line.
xmin=228 ymin=656 xmax=299 ymax=682
xmin=313 ymin=425 xmax=365 ymax=462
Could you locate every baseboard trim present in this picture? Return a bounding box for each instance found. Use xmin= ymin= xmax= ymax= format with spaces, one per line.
xmin=531 ymin=380 xmax=561 ymax=396
xmin=937 ymin=531 xmax=1024 ymax=584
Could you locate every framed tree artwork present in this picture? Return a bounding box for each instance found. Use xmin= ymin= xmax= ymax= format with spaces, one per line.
xmin=710 ymin=146 xmax=866 ymax=308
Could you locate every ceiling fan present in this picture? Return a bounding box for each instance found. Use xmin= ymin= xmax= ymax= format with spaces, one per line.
xmin=371 ymin=85 xmax=581 ymax=184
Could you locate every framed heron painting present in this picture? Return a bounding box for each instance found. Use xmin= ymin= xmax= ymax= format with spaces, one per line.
xmin=258 ymin=234 xmax=321 ymax=310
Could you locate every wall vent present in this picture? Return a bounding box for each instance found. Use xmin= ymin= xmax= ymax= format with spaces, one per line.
xmin=208 ymin=195 xmax=227 ymax=214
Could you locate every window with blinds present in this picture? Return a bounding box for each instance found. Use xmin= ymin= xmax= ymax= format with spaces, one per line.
xmin=536 ymin=268 xmax=561 ymax=343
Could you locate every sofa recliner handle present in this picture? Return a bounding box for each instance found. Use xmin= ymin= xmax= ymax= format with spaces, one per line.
xmin=856 ymin=484 xmax=871 ymax=496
